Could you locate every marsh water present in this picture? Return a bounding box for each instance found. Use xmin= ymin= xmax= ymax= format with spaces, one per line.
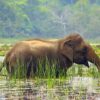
xmin=0 ymin=77 xmax=100 ymax=100
xmin=0 ymin=56 xmax=100 ymax=100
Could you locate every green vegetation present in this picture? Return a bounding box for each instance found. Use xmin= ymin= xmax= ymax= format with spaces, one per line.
xmin=0 ymin=38 xmax=25 ymax=44
xmin=0 ymin=44 xmax=12 ymax=56
xmin=92 ymin=44 xmax=100 ymax=56
xmin=0 ymin=0 xmax=100 ymax=41
xmin=0 ymin=57 xmax=100 ymax=80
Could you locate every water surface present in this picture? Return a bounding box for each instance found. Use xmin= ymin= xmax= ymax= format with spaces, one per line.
xmin=0 ymin=77 xmax=100 ymax=100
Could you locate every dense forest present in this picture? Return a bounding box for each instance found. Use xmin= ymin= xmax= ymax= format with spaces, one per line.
xmin=0 ymin=0 xmax=100 ymax=40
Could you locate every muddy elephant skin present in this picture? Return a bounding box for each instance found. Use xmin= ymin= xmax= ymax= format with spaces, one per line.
xmin=3 ymin=33 xmax=100 ymax=78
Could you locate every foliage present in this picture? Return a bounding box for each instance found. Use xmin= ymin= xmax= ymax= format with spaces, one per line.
xmin=0 ymin=44 xmax=12 ymax=56
xmin=0 ymin=0 xmax=100 ymax=40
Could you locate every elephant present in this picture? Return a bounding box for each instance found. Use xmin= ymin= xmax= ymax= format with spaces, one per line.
xmin=1 ymin=33 xmax=100 ymax=78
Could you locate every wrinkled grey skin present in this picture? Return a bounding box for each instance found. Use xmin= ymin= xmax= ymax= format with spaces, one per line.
xmin=2 ymin=33 xmax=100 ymax=78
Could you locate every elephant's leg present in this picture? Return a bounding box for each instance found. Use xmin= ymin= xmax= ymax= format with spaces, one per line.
xmin=63 ymin=68 xmax=67 ymax=77
xmin=26 ymin=62 xmax=32 ymax=78
xmin=26 ymin=61 xmax=37 ymax=78
xmin=6 ymin=65 xmax=15 ymax=77
xmin=55 ymin=66 xmax=60 ymax=78
xmin=56 ymin=70 xmax=59 ymax=78
xmin=55 ymin=67 xmax=67 ymax=78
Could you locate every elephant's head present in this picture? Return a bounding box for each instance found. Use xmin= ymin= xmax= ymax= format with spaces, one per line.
xmin=60 ymin=33 xmax=100 ymax=71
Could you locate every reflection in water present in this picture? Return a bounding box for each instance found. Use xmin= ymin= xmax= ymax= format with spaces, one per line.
xmin=23 ymin=83 xmax=38 ymax=100
xmin=0 ymin=77 xmax=100 ymax=100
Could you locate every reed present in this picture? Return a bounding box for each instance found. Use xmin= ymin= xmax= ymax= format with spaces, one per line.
xmin=0 ymin=60 xmax=100 ymax=79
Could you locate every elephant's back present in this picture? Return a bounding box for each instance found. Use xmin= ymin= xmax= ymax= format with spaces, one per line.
xmin=22 ymin=39 xmax=57 ymax=46
xmin=22 ymin=39 xmax=59 ymax=52
xmin=4 ymin=42 xmax=32 ymax=64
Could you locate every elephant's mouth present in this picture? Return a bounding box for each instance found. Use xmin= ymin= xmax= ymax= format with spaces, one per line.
xmin=83 ymin=60 xmax=89 ymax=67
xmin=74 ymin=58 xmax=89 ymax=67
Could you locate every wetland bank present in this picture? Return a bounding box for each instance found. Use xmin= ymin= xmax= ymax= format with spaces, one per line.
xmin=0 ymin=44 xmax=100 ymax=100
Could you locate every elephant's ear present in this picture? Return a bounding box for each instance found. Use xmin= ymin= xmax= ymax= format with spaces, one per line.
xmin=61 ymin=40 xmax=74 ymax=62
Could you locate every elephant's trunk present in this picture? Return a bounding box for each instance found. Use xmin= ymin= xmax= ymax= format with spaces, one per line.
xmin=87 ymin=44 xmax=100 ymax=71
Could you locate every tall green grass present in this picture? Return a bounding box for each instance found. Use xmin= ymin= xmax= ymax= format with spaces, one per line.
xmin=0 ymin=60 xmax=100 ymax=89
xmin=1 ymin=59 xmax=100 ymax=79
